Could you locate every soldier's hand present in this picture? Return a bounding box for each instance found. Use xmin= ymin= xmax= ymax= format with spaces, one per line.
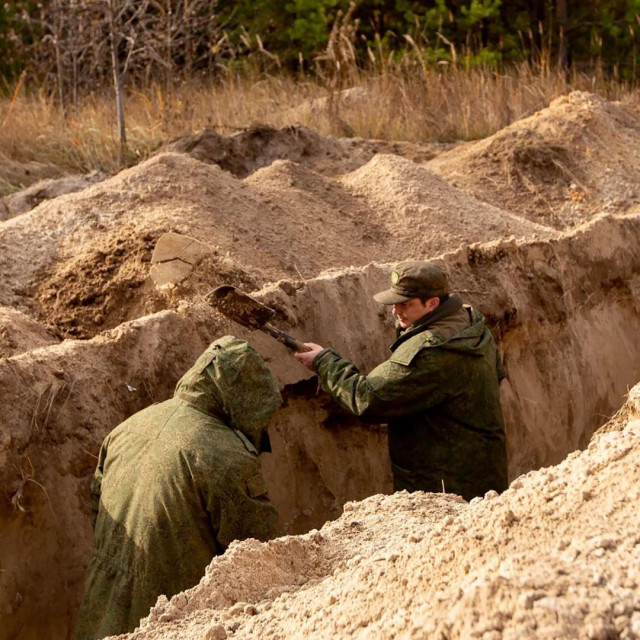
xmin=294 ymin=343 xmax=324 ymax=369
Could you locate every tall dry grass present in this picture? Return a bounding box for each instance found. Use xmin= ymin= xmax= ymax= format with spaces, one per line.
xmin=0 ymin=60 xmax=639 ymax=195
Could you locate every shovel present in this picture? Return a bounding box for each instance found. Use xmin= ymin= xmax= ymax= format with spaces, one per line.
xmin=205 ymin=285 xmax=311 ymax=352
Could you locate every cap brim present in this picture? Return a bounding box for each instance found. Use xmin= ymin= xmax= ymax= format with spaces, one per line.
xmin=373 ymin=289 xmax=413 ymax=305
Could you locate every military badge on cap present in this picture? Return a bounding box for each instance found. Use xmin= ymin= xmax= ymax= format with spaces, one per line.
xmin=373 ymin=260 xmax=449 ymax=305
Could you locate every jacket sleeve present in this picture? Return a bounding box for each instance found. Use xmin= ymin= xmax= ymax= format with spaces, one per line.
xmin=89 ymin=440 xmax=108 ymax=529
xmin=214 ymin=456 xmax=280 ymax=551
xmin=313 ymin=347 xmax=450 ymax=423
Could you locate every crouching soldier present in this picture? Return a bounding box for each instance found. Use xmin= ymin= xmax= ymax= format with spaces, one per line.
xmin=75 ymin=336 xmax=282 ymax=640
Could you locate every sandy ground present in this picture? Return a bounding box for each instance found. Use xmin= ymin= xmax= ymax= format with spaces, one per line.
xmin=1 ymin=90 xmax=640 ymax=639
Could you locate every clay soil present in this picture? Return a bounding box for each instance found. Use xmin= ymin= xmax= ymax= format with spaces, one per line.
xmin=2 ymin=91 xmax=640 ymax=640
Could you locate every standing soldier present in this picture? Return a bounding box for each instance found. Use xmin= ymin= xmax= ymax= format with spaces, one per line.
xmin=75 ymin=336 xmax=281 ymax=640
xmin=295 ymin=261 xmax=508 ymax=500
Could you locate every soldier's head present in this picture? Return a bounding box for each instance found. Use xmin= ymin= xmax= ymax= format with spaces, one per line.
xmin=174 ymin=336 xmax=282 ymax=453
xmin=373 ymin=261 xmax=449 ymax=329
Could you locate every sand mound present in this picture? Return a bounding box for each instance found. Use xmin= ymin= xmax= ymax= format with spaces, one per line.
xmin=0 ymin=307 xmax=59 ymax=357
xmin=1 ymin=148 xmax=553 ymax=339
xmin=428 ymin=91 xmax=640 ymax=228
xmin=161 ymin=124 xmax=443 ymax=179
xmin=0 ymin=152 xmax=350 ymax=337
xmin=0 ymin=171 xmax=106 ymax=220
xmin=113 ymin=381 xmax=640 ymax=640
xmin=0 ymin=151 xmax=63 ymax=198
xmin=341 ymin=153 xmax=554 ymax=256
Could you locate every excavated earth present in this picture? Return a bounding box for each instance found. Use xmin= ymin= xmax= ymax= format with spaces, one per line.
xmin=1 ymin=91 xmax=640 ymax=640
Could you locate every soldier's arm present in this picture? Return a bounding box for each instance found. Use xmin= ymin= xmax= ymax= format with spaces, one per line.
xmin=312 ymin=347 xmax=448 ymax=422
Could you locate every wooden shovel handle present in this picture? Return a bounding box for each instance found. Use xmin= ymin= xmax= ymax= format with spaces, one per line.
xmin=262 ymin=323 xmax=312 ymax=352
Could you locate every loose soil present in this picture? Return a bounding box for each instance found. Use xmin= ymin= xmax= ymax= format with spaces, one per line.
xmin=2 ymin=91 xmax=640 ymax=640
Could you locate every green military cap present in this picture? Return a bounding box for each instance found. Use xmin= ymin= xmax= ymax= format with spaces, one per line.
xmin=373 ymin=261 xmax=449 ymax=304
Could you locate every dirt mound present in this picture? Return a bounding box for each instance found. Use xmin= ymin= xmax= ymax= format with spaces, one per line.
xmin=0 ymin=151 xmax=63 ymax=198
xmin=244 ymin=159 xmax=387 ymax=276
xmin=1 ymin=148 xmax=552 ymax=340
xmin=114 ymin=381 xmax=640 ymax=640
xmin=0 ymin=307 xmax=59 ymax=357
xmin=341 ymin=154 xmax=554 ymax=257
xmin=0 ymin=171 xmax=106 ymax=220
xmin=161 ymin=124 xmax=443 ymax=178
xmin=0 ymin=152 xmax=327 ymax=336
xmin=428 ymin=91 xmax=640 ymax=228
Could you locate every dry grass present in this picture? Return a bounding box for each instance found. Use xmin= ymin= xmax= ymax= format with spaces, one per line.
xmin=0 ymin=62 xmax=639 ymax=194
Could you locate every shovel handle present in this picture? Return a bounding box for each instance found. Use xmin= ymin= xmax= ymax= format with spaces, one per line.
xmin=262 ymin=323 xmax=312 ymax=352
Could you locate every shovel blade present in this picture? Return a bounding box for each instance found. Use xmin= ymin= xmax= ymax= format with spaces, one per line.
xmin=205 ymin=285 xmax=275 ymax=330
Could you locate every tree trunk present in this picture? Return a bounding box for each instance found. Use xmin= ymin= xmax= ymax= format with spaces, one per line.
xmin=557 ymin=0 xmax=568 ymax=70
xmin=53 ymin=0 xmax=66 ymax=116
xmin=107 ymin=0 xmax=127 ymax=165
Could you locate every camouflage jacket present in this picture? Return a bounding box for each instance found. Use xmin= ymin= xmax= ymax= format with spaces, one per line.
xmin=313 ymin=296 xmax=508 ymax=500
xmin=75 ymin=337 xmax=281 ymax=640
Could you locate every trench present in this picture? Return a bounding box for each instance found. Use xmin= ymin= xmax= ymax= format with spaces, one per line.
xmin=1 ymin=213 xmax=640 ymax=639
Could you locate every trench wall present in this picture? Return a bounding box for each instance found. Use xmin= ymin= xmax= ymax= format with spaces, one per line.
xmin=1 ymin=213 xmax=640 ymax=639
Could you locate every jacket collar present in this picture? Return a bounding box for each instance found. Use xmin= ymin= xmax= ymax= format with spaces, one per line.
xmin=390 ymin=293 xmax=464 ymax=352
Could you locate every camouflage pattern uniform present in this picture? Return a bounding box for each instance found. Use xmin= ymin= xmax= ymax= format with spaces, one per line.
xmin=312 ymin=263 xmax=508 ymax=501
xmin=74 ymin=336 xmax=281 ymax=640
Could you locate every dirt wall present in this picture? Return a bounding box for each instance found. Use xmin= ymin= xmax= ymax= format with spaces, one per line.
xmin=1 ymin=213 xmax=640 ymax=639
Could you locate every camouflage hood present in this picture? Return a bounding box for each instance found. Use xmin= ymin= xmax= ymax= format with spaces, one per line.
xmin=174 ymin=335 xmax=282 ymax=452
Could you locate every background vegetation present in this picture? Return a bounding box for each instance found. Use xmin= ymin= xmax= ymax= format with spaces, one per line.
xmin=2 ymin=0 xmax=640 ymax=189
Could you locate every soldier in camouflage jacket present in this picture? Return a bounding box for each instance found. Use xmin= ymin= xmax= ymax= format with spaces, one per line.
xmin=75 ymin=336 xmax=281 ymax=640
xmin=295 ymin=261 xmax=508 ymax=501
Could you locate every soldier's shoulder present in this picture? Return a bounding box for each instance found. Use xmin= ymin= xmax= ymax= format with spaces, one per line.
xmin=389 ymin=330 xmax=441 ymax=366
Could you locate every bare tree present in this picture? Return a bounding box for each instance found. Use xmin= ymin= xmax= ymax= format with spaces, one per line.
xmin=103 ymin=0 xmax=152 ymax=162
xmin=15 ymin=0 xmax=226 ymax=164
